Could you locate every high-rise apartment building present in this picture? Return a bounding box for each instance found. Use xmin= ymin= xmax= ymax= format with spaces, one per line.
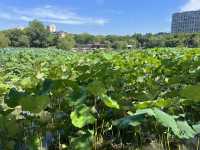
xmin=47 ymin=24 xmax=56 ymax=33
xmin=171 ymin=10 xmax=200 ymax=33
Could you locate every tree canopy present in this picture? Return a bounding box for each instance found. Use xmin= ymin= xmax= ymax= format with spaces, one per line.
xmin=56 ymin=35 xmax=75 ymax=50
xmin=6 ymin=29 xmax=29 ymax=47
xmin=25 ymin=20 xmax=48 ymax=48
xmin=3 ymin=20 xmax=200 ymax=50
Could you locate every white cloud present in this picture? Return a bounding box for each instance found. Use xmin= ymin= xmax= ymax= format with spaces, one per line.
xmin=181 ymin=0 xmax=200 ymax=11
xmin=19 ymin=16 xmax=32 ymax=22
xmin=0 ymin=6 xmax=108 ymax=26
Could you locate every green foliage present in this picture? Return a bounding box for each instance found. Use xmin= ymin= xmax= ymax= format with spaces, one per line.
xmin=1 ymin=47 xmax=200 ymax=149
xmin=5 ymin=88 xmax=50 ymax=113
xmin=0 ymin=32 xmax=9 ymax=48
xmin=70 ymin=104 xmax=96 ymax=128
xmin=114 ymin=108 xmax=199 ymax=139
xmin=74 ymin=33 xmax=95 ymax=44
xmin=25 ymin=20 xmax=48 ymax=47
xmin=180 ymin=85 xmax=200 ymax=101
xmin=70 ymin=131 xmax=93 ymax=150
xmin=112 ymin=113 xmax=145 ymax=128
xmin=193 ymin=124 xmax=200 ymax=133
xmin=176 ymin=121 xmax=196 ymax=139
xmin=47 ymin=33 xmax=58 ymax=47
xmin=56 ymin=35 xmax=75 ymax=50
xmin=112 ymin=40 xmax=128 ymax=49
xmin=151 ymin=108 xmax=180 ymax=138
xmin=3 ymin=21 xmax=200 ymax=50
xmin=87 ymin=81 xmax=106 ymax=96
xmin=6 ymin=29 xmax=29 ymax=47
xmin=100 ymin=94 xmax=120 ymax=109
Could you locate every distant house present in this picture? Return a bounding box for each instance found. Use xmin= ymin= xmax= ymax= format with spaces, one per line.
xmin=127 ymin=44 xmax=133 ymax=49
xmin=76 ymin=42 xmax=107 ymax=51
xmin=56 ymin=31 xmax=67 ymax=38
xmin=90 ymin=43 xmax=107 ymax=49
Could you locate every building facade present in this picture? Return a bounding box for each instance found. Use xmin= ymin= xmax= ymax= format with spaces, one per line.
xmin=47 ymin=24 xmax=57 ymax=33
xmin=171 ymin=10 xmax=200 ymax=33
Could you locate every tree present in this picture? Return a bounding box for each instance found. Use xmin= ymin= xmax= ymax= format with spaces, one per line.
xmin=102 ymin=40 xmax=112 ymax=49
xmin=184 ymin=34 xmax=200 ymax=48
xmin=164 ymin=34 xmax=185 ymax=47
xmin=0 ymin=32 xmax=9 ymax=48
xmin=133 ymin=34 xmax=148 ymax=48
xmin=47 ymin=33 xmax=59 ymax=47
xmin=94 ymin=35 xmax=105 ymax=43
xmin=25 ymin=20 xmax=48 ymax=47
xmin=112 ymin=41 xmax=127 ymax=49
xmin=128 ymin=38 xmax=139 ymax=48
xmin=145 ymin=36 xmax=165 ymax=48
xmin=56 ymin=35 xmax=75 ymax=50
xmin=105 ymin=35 xmax=120 ymax=43
xmin=190 ymin=35 xmax=200 ymax=47
xmin=18 ymin=35 xmax=30 ymax=47
xmin=6 ymin=29 xmax=29 ymax=47
xmin=74 ymin=33 xmax=95 ymax=44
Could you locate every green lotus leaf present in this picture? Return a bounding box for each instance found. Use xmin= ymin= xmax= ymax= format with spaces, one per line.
xmin=100 ymin=94 xmax=120 ymax=109
xmin=180 ymin=85 xmax=200 ymax=101
xmin=70 ymin=104 xmax=96 ymax=128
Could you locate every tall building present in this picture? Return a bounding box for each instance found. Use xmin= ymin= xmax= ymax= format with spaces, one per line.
xmin=47 ymin=24 xmax=56 ymax=33
xmin=171 ymin=10 xmax=200 ymax=33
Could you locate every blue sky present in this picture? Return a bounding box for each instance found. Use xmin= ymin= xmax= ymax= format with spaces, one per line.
xmin=0 ymin=0 xmax=199 ymax=35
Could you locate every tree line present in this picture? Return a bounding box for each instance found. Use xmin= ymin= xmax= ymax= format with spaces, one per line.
xmin=1 ymin=20 xmax=200 ymax=50
xmin=0 ymin=20 xmax=75 ymax=50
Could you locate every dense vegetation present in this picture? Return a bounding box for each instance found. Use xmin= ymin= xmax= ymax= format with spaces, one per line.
xmin=0 ymin=20 xmax=76 ymax=50
xmin=1 ymin=48 xmax=200 ymax=149
xmin=73 ymin=32 xmax=200 ymax=49
xmin=0 ymin=33 xmax=9 ymax=48
xmin=1 ymin=20 xmax=200 ymax=50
